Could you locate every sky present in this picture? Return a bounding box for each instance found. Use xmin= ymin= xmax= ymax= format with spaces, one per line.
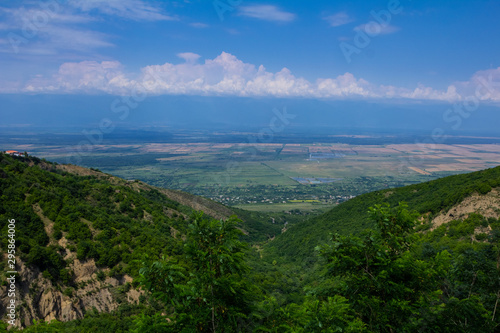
xmin=0 ymin=0 xmax=500 ymax=131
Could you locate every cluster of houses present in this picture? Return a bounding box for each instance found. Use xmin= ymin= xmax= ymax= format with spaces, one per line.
xmin=3 ymin=150 xmax=26 ymax=157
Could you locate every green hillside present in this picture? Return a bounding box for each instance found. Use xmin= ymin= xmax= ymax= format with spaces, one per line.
xmin=0 ymin=153 xmax=278 ymax=329
xmin=265 ymin=166 xmax=500 ymax=261
xmin=2 ymin=153 xmax=500 ymax=332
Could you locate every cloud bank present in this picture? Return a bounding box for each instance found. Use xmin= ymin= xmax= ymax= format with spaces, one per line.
xmin=18 ymin=52 xmax=500 ymax=102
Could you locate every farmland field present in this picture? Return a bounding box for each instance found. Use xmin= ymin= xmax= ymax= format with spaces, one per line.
xmin=233 ymin=202 xmax=331 ymax=213
xmin=7 ymin=134 xmax=500 ymax=212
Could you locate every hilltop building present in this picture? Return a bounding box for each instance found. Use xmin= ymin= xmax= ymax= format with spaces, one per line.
xmin=4 ymin=150 xmax=26 ymax=157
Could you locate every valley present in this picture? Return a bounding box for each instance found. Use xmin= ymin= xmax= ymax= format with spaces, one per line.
xmin=2 ymin=1 xmax=499 ymax=330
xmin=1 ymin=152 xmax=500 ymax=331
xmin=7 ymin=132 xmax=500 ymax=214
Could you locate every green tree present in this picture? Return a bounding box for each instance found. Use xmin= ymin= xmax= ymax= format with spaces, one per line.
xmin=318 ymin=202 xmax=448 ymax=331
xmin=136 ymin=212 xmax=253 ymax=332
xmin=253 ymin=295 xmax=366 ymax=332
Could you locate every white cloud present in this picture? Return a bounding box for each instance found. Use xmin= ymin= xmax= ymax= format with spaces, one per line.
xmin=177 ymin=52 xmax=201 ymax=63
xmin=18 ymin=52 xmax=490 ymax=103
xmin=325 ymin=12 xmax=354 ymax=27
xmin=0 ymin=5 xmax=113 ymax=56
xmin=0 ymin=7 xmax=93 ymax=25
xmin=24 ymin=60 xmax=132 ymax=94
xmin=71 ymin=0 xmax=176 ymax=21
xmin=238 ymin=5 xmax=296 ymax=22
xmin=354 ymin=23 xmax=400 ymax=35
xmin=316 ymin=74 xmax=377 ymax=98
xmin=397 ymin=84 xmax=460 ymax=101
xmin=453 ymin=67 xmax=500 ymax=101
xmin=0 ymin=0 xmax=175 ymax=56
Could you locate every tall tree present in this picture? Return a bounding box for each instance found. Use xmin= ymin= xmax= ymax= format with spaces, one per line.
xmin=319 ymin=203 xmax=440 ymax=331
xmin=136 ymin=212 xmax=253 ymax=332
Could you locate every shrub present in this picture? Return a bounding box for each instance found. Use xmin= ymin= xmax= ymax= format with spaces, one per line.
xmin=477 ymin=183 xmax=492 ymax=195
xmin=63 ymin=287 xmax=73 ymax=298
xmin=96 ymin=270 xmax=106 ymax=281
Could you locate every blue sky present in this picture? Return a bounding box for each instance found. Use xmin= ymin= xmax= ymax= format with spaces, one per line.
xmin=0 ymin=0 xmax=499 ymax=102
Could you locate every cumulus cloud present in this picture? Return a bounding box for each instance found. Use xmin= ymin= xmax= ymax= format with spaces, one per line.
xmin=238 ymin=5 xmax=296 ymax=22
xmin=324 ymin=12 xmax=354 ymax=27
xmin=453 ymin=68 xmax=500 ymax=101
xmin=24 ymin=61 xmax=132 ymax=94
xmin=19 ymin=52 xmax=494 ymax=103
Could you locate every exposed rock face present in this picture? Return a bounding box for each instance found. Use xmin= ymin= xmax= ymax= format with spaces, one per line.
xmin=0 ymin=199 xmax=143 ymax=328
xmin=432 ymin=188 xmax=500 ymax=229
xmin=36 ymin=288 xmax=83 ymax=323
xmin=0 ymin=256 xmax=140 ymax=328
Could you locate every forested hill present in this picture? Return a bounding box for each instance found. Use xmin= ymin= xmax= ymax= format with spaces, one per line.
xmin=266 ymin=165 xmax=500 ymax=261
xmin=2 ymin=153 xmax=500 ymax=331
xmin=0 ymin=153 xmax=278 ymax=328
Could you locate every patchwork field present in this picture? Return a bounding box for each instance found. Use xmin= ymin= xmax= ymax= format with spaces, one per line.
xmin=8 ymin=139 xmax=500 ymax=212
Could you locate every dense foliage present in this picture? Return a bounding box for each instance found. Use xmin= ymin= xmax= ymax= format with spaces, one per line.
xmin=267 ymin=165 xmax=500 ymax=260
xmin=0 ymin=154 xmax=276 ymax=282
xmin=0 ymin=153 xmax=193 ymax=283
xmin=132 ymin=202 xmax=500 ymax=332
xmin=2 ymin=154 xmax=500 ymax=331
xmin=316 ymin=203 xmax=500 ymax=332
xmin=136 ymin=213 xmax=254 ymax=332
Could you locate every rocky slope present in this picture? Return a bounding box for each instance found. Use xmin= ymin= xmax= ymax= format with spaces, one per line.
xmin=431 ymin=188 xmax=500 ymax=229
xmin=0 ymin=255 xmax=139 ymax=327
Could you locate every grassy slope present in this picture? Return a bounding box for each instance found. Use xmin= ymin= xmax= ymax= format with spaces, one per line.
xmin=265 ymin=165 xmax=500 ymax=261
